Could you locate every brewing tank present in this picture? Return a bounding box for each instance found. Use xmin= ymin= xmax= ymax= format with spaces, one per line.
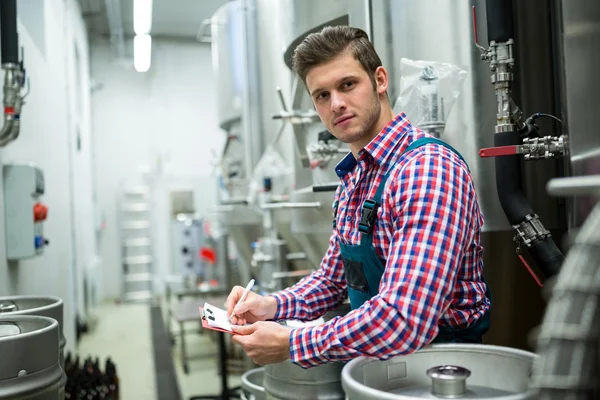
xmin=211 ymin=0 xmax=264 ymax=284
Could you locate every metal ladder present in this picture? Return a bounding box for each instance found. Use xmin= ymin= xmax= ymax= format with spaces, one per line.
xmin=119 ymin=186 xmax=154 ymax=302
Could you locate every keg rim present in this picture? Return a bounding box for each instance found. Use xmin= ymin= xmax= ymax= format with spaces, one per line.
xmin=341 ymin=344 xmax=539 ymax=400
xmin=0 ymin=296 xmax=63 ymax=316
xmin=0 ymin=315 xmax=58 ymax=341
xmin=242 ymin=367 xmax=266 ymax=393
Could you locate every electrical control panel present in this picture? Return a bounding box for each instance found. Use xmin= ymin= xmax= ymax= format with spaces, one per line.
xmin=3 ymin=164 xmax=48 ymax=260
xmin=171 ymin=217 xmax=203 ymax=278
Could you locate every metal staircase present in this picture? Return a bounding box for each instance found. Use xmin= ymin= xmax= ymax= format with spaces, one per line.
xmin=119 ymin=186 xmax=154 ymax=302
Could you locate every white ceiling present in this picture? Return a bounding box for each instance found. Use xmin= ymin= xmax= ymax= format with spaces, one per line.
xmin=79 ymin=0 xmax=228 ymax=40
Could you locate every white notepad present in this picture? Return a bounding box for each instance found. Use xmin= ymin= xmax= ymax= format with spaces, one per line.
xmin=202 ymin=302 xmax=327 ymax=332
xmin=203 ymin=302 xmax=235 ymax=332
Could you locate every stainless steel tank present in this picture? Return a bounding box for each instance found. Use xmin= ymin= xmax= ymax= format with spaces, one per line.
xmin=0 ymin=315 xmax=63 ymax=400
xmin=559 ymin=0 xmax=600 ymax=229
xmin=253 ymin=0 xmax=372 ymax=276
xmin=263 ymin=360 xmax=345 ymax=400
xmin=212 ymin=0 xmax=264 ymax=175
xmin=255 ymin=0 xmax=366 ymax=161
xmin=212 ymin=1 xmax=265 ymax=286
xmin=211 ymin=2 xmax=243 ymax=132
xmin=0 ymin=296 xmax=66 ymax=398
xmin=241 ymin=367 xmax=266 ymax=400
xmin=290 ymin=187 xmax=337 ymax=267
xmin=342 ymin=344 xmax=537 ymax=399
xmin=215 ymin=202 xmax=263 ymax=285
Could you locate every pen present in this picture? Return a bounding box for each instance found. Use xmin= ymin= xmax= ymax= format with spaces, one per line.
xmin=229 ymin=279 xmax=255 ymax=320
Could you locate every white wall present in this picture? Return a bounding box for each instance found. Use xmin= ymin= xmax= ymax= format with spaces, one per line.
xmin=0 ymin=0 xmax=96 ymax=354
xmin=91 ymin=39 xmax=225 ymax=299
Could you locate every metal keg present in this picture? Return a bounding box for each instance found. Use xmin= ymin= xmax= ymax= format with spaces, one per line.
xmin=342 ymin=344 xmax=537 ymax=399
xmin=263 ymin=359 xmax=345 ymax=400
xmin=0 ymin=315 xmax=63 ymax=399
xmin=0 ymin=296 xmax=67 ymax=398
xmin=241 ymin=367 xmax=266 ymax=400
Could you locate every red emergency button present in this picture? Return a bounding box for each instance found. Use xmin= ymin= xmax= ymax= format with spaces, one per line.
xmin=33 ymin=203 xmax=48 ymax=222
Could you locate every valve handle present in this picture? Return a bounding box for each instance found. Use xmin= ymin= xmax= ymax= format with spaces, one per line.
xmin=479 ymin=145 xmax=519 ymax=158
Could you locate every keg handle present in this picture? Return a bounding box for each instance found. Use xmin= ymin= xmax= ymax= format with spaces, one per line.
xmin=0 ymin=322 xmax=21 ymax=337
xmin=426 ymin=365 xmax=471 ymax=398
xmin=0 ymin=301 xmax=17 ymax=313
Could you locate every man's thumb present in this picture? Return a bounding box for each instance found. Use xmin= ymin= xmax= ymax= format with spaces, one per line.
xmin=231 ymin=323 xmax=257 ymax=335
xmin=234 ymin=298 xmax=258 ymax=315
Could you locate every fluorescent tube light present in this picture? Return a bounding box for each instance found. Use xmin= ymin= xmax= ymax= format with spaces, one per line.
xmin=134 ymin=34 xmax=151 ymax=72
xmin=134 ymin=0 xmax=153 ymax=35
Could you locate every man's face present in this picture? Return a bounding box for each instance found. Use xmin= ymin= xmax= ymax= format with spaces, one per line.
xmin=306 ymin=53 xmax=383 ymax=146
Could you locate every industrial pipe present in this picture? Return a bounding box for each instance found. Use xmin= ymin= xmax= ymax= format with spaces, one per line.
xmin=494 ymin=131 xmax=533 ymax=223
xmin=0 ymin=90 xmax=22 ymax=146
xmin=0 ymin=69 xmax=16 ymax=141
xmin=1 ymin=0 xmax=18 ymax=66
xmin=312 ymin=184 xmax=339 ymax=193
xmin=261 ymin=201 xmax=322 ymax=210
xmin=485 ymin=0 xmax=514 ymax=43
xmin=492 ymin=115 xmax=564 ymax=279
xmin=0 ymin=0 xmax=24 ymax=147
xmin=482 ymin=0 xmax=564 ymax=279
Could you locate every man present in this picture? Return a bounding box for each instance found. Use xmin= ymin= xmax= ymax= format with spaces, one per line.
xmin=226 ymin=26 xmax=491 ymax=368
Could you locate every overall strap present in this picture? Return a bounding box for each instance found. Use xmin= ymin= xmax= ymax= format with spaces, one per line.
xmin=404 ymin=137 xmax=470 ymax=170
xmin=332 ymin=200 xmax=339 ymax=229
xmin=358 ymin=174 xmax=390 ymax=246
xmin=358 ymin=137 xmax=469 ymax=245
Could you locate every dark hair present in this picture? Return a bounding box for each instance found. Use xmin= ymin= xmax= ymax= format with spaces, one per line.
xmin=292 ymin=26 xmax=382 ymax=88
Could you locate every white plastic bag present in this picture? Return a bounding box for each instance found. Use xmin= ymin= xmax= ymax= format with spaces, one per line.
xmin=393 ymin=58 xmax=468 ymax=137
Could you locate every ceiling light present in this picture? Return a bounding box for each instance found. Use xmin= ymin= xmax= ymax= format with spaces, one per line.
xmin=134 ymin=0 xmax=153 ymax=35
xmin=134 ymin=34 xmax=151 ymax=72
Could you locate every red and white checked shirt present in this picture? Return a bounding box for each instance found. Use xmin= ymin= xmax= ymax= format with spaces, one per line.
xmin=271 ymin=113 xmax=490 ymax=368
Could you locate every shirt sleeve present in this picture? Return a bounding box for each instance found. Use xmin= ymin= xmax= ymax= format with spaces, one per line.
xmin=288 ymin=149 xmax=479 ymax=368
xmin=270 ymin=192 xmax=348 ymax=322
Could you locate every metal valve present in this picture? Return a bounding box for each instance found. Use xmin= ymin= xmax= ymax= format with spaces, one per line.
xmin=272 ymin=87 xmax=320 ymax=124
xmin=308 ymin=142 xmax=348 ymax=169
xmin=521 ymin=135 xmax=568 ymax=160
xmin=479 ymin=135 xmax=568 ymax=160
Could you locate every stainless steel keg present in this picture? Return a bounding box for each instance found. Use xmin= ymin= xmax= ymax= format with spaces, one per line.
xmin=0 ymin=315 xmax=63 ymax=400
xmin=342 ymin=344 xmax=537 ymax=399
xmin=0 ymin=296 xmax=67 ymax=399
xmin=241 ymin=367 xmax=266 ymax=400
xmin=263 ymin=360 xmax=345 ymax=400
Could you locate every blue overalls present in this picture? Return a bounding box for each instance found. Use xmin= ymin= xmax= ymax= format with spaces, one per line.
xmin=336 ymin=137 xmax=491 ymax=343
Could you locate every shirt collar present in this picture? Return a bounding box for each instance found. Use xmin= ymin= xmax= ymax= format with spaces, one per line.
xmin=334 ymin=113 xmax=413 ymax=178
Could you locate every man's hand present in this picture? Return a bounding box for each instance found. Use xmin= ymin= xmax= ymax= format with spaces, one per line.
xmin=225 ymin=286 xmax=278 ymax=325
xmin=231 ymin=322 xmax=291 ymax=365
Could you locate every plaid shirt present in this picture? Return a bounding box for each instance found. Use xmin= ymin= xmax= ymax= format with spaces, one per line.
xmin=271 ymin=113 xmax=490 ymax=368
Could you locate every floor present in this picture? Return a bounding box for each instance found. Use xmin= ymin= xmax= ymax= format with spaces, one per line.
xmin=77 ymin=302 xmax=243 ymax=400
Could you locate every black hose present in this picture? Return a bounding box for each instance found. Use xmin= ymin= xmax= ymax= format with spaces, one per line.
xmin=494 ymin=131 xmax=564 ymax=278
xmin=494 ymin=131 xmax=532 ymax=223
xmin=529 ymin=238 xmax=563 ymax=278
xmin=485 ymin=0 xmax=515 ymax=44
xmin=1 ymin=0 xmax=19 ymax=65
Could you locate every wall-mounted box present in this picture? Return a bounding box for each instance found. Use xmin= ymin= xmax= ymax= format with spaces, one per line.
xmin=3 ymin=164 xmax=48 ymax=260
